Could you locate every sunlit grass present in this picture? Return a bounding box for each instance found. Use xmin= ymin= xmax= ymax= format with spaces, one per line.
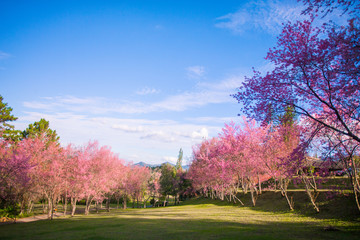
xmin=1 ymin=192 xmax=360 ymax=240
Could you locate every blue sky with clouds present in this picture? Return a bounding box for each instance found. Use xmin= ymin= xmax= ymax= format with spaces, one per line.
xmin=1 ymin=0 xmax=308 ymax=165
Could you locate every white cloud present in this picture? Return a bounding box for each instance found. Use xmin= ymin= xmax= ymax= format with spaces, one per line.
xmin=215 ymin=0 xmax=305 ymax=35
xmin=197 ymin=75 xmax=244 ymax=91
xmin=136 ymin=87 xmax=161 ymax=95
xmin=141 ymin=130 xmax=176 ymax=142
xmin=112 ymin=124 xmax=145 ymax=133
xmin=162 ymin=156 xmax=177 ymax=164
xmin=186 ymin=116 xmax=236 ymax=124
xmin=215 ymin=0 xmax=348 ymax=36
xmin=22 ymin=76 xmax=242 ymax=115
xmin=17 ymin=72 xmax=248 ymax=165
xmin=186 ymin=65 xmax=206 ymax=79
xmin=14 ymin=112 xmax=219 ymax=165
xmin=191 ymin=127 xmax=209 ymax=139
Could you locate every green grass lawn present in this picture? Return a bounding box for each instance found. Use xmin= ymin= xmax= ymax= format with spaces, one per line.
xmin=1 ymin=192 xmax=360 ymax=240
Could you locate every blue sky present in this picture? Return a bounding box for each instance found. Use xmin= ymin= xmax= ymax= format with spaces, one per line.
xmin=1 ymin=0 xmax=308 ymax=165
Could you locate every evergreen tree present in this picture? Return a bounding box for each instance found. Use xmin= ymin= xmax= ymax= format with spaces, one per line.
xmin=22 ymin=118 xmax=60 ymax=143
xmin=0 ymin=95 xmax=21 ymax=141
xmin=176 ymin=148 xmax=183 ymax=171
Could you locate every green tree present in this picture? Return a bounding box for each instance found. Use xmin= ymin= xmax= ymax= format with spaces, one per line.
xmin=22 ymin=118 xmax=59 ymax=143
xmin=0 ymin=95 xmax=21 ymax=141
xmin=159 ymin=163 xmax=176 ymax=206
xmin=176 ymin=148 xmax=183 ymax=171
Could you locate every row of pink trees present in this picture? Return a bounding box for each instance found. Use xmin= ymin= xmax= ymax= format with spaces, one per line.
xmin=0 ymin=135 xmax=154 ymax=219
xmin=231 ymin=0 xmax=360 ymax=211
xmin=187 ymin=118 xmax=326 ymax=211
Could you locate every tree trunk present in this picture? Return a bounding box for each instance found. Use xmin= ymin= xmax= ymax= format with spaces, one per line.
xmin=258 ymin=175 xmax=262 ymax=195
xmin=85 ymin=196 xmax=92 ymax=215
xmin=27 ymin=199 xmax=34 ymax=214
xmin=95 ymin=201 xmax=99 ymax=213
xmin=123 ymin=196 xmax=127 ymax=209
xmin=221 ymin=185 xmax=224 ymax=201
xmin=279 ymin=178 xmax=294 ymax=211
xmin=163 ymin=195 xmax=167 ymax=207
xmin=301 ymin=172 xmax=320 ymax=213
xmin=47 ymin=197 xmax=52 ymax=219
xmin=106 ymin=195 xmax=110 ymax=212
xmin=71 ymin=197 xmax=77 ymax=217
xmin=19 ymin=198 xmax=25 ymax=215
xmin=350 ymin=156 xmax=360 ymax=211
xmin=63 ymin=194 xmax=68 ymax=216
xmin=250 ymin=186 xmax=257 ymax=207
xmin=232 ymin=194 xmax=244 ymax=205
xmin=42 ymin=199 xmax=46 ymax=214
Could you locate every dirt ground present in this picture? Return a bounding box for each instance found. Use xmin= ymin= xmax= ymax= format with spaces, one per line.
xmin=0 ymin=212 xmax=62 ymax=225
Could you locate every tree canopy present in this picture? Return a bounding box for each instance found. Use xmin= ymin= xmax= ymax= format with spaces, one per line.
xmin=232 ymin=0 xmax=360 ymax=144
xmin=0 ymin=95 xmax=21 ymax=141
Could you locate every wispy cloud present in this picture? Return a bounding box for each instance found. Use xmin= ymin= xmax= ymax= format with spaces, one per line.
xmin=14 ymin=111 xmax=217 ymax=164
xmin=215 ymin=0 xmax=305 ymax=35
xmin=197 ymin=75 xmax=244 ymax=91
xmin=186 ymin=65 xmax=206 ymax=79
xmin=0 ymin=51 xmax=11 ymax=60
xmin=22 ymin=75 xmax=243 ymax=115
xmin=136 ymin=87 xmax=161 ymax=95
xmin=186 ymin=116 xmax=236 ymax=124
xmin=112 ymin=124 xmax=145 ymax=133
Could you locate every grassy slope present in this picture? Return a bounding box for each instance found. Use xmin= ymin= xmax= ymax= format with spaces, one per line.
xmin=1 ymin=191 xmax=359 ymax=240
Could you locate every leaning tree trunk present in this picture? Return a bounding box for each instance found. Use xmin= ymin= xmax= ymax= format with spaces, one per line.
xmin=250 ymin=184 xmax=258 ymax=207
xmin=85 ymin=196 xmax=93 ymax=215
xmin=279 ymin=178 xmax=294 ymax=211
xmin=300 ymin=170 xmax=320 ymax=213
xmin=350 ymin=157 xmax=360 ymax=211
xmin=71 ymin=197 xmax=77 ymax=217
xmin=27 ymin=199 xmax=34 ymax=214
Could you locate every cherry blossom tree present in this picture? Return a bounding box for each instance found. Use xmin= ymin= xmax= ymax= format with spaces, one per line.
xmin=20 ymin=135 xmax=65 ymax=219
xmin=80 ymin=141 xmax=119 ymax=215
xmin=233 ymin=0 xmax=359 ymax=144
xmin=0 ymin=138 xmax=31 ymax=218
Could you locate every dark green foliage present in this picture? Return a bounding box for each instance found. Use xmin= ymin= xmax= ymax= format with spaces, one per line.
xmin=159 ymin=163 xmax=176 ymax=196
xmin=22 ymin=118 xmax=59 ymax=142
xmin=0 ymin=95 xmax=21 ymax=141
xmin=175 ymin=148 xmax=183 ymax=171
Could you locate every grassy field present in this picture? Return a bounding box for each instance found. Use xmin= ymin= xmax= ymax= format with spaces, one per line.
xmin=1 ymin=191 xmax=360 ymax=240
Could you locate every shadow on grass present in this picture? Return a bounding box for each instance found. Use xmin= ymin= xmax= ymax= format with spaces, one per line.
xmin=1 ymin=210 xmax=360 ymax=240
xmin=181 ymin=191 xmax=360 ymax=222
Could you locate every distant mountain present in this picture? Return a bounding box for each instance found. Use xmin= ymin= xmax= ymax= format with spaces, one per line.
xmin=134 ymin=161 xmax=190 ymax=170
xmin=134 ymin=161 xmax=158 ymax=168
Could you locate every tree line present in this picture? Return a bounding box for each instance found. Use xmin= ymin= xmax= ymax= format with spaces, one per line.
xmin=0 ymin=96 xmax=191 ymax=220
xmin=188 ymin=0 xmax=360 ymax=212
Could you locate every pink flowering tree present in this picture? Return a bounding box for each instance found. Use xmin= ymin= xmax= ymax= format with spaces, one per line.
xmin=128 ymin=165 xmax=151 ymax=208
xmin=80 ymin=141 xmax=119 ymax=215
xmin=232 ymin=0 xmax=359 ymax=211
xmin=0 ymin=138 xmax=31 ymax=218
xmin=147 ymin=169 xmax=162 ymax=207
xmin=20 ymin=135 xmax=65 ymax=219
